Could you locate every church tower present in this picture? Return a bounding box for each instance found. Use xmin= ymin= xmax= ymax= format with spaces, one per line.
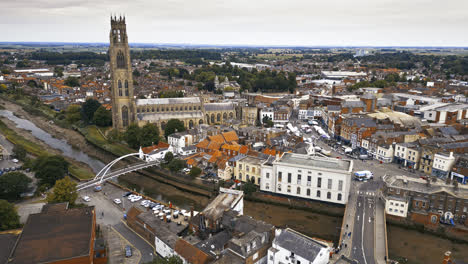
xmin=109 ymin=16 xmax=136 ymax=130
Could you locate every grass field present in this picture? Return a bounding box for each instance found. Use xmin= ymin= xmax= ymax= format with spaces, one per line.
xmin=0 ymin=119 xmax=93 ymax=180
xmin=78 ymin=125 xmax=133 ymax=157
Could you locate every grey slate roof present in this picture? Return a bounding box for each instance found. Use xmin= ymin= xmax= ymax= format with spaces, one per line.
xmin=273 ymin=228 xmax=328 ymax=262
xmin=204 ymin=103 xmax=235 ymax=112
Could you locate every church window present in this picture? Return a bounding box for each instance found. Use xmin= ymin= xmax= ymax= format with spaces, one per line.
xmin=198 ymin=106 xmax=201 ymax=110
xmin=117 ymin=51 xmax=126 ymax=69
xmin=142 ymin=108 xmax=145 ymax=112
xmin=122 ymin=106 xmax=129 ymax=127
xmin=118 ymin=80 xmax=122 ymax=96
xmin=157 ymin=108 xmax=160 ymax=112
xmin=152 ymin=107 xmax=155 ymax=112
xmin=189 ymin=106 xmax=192 ymax=110
xmin=137 ymin=108 xmax=140 ymax=113
xmin=125 ymin=80 xmax=129 ymax=96
xmin=175 ymin=107 xmax=178 ymax=111
xmin=171 ymin=107 xmax=174 ymax=111
xmin=185 ymin=106 xmax=188 ymax=111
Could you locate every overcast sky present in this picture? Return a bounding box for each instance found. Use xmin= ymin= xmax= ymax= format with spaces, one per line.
xmin=1 ymin=0 xmax=468 ymax=46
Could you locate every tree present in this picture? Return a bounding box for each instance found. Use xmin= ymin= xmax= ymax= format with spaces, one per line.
xmin=0 ymin=200 xmax=20 ymax=231
xmin=65 ymin=105 xmax=82 ymax=124
xmin=92 ymin=106 xmax=112 ymax=127
xmin=140 ymin=123 xmax=159 ymax=147
xmin=81 ymin=99 xmax=101 ymax=124
xmin=12 ymin=144 xmax=27 ymax=161
xmin=164 ymin=152 xmax=174 ymax=163
xmin=262 ymin=116 xmax=273 ymax=128
xmin=144 ymin=255 xmax=183 ymax=264
xmin=164 ymin=119 xmax=186 ymax=138
xmin=47 ymin=176 xmax=78 ymax=205
xmin=0 ymin=84 xmax=7 ymax=93
xmin=0 ymin=172 xmax=32 ymax=201
xmin=133 ymin=69 xmax=141 ymax=77
xmin=168 ymin=159 xmax=185 ymax=172
xmin=34 ymin=155 xmax=69 ymax=186
xmin=242 ymin=181 xmax=257 ymax=196
xmin=189 ymin=167 xmax=202 ymax=178
xmin=124 ymin=123 xmax=142 ymax=149
xmin=64 ymin=76 xmax=80 ymax=87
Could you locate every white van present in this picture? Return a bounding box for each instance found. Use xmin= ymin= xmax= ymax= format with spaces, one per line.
xmin=354 ymin=171 xmax=374 ymax=181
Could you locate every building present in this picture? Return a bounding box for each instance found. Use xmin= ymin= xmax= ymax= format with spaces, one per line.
xmin=260 ymin=153 xmax=353 ymax=205
xmin=383 ymin=175 xmax=468 ymax=227
xmin=268 ymin=228 xmax=332 ymax=264
xmin=376 ymin=144 xmax=394 ymax=163
xmin=394 ymin=142 xmax=421 ymax=169
xmin=451 ymin=155 xmax=468 ymax=184
xmin=109 ymin=17 xmax=236 ymax=131
xmin=234 ymin=156 xmax=266 ymax=186
xmin=432 ymin=152 xmax=456 ymax=179
xmin=6 ymin=203 xmax=106 ymax=264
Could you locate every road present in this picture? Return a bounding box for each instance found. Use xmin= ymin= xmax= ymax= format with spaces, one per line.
xmin=81 ymin=185 xmax=156 ymax=264
xmin=351 ymin=187 xmax=376 ymax=264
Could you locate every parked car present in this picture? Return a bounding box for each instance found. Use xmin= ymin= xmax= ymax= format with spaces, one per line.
xmin=94 ymin=185 xmax=102 ymax=192
xmin=12 ymin=159 xmax=19 ymax=163
xmin=82 ymin=196 xmax=91 ymax=202
xmin=125 ymin=245 xmax=132 ymax=257
xmin=114 ymin=198 xmax=122 ymax=204
xmin=123 ymin=191 xmax=132 ymax=197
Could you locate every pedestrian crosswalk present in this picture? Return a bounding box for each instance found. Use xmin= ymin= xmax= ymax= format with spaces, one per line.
xmin=356 ymin=190 xmax=375 ymax=196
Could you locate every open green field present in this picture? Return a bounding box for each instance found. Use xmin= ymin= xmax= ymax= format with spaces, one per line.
xmin=78 ymin=125 xmax=133 ymax=157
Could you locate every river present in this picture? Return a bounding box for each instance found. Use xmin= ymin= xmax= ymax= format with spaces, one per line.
xmin=0 ymin=109 xmax=105 ymax=173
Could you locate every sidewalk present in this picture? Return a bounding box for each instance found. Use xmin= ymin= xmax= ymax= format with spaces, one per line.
xmin=331 ymin=188 xmax=358 ymax=262
xmin=374 ymin=199 xmax=388 ymax=264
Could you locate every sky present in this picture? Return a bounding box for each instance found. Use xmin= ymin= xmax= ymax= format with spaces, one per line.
xmin=1 ymin=0 xmax=468 ymax=47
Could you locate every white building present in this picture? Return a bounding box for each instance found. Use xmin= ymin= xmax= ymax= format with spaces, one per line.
xmin=432 ymin=152 xmax=456 ymax=178
xmin=139 ymin=146 xmax=174 ymax=161
xmin=260 ymin=108 xmax=274 ymax=124
xmin=385 ymin=197 xmax=409 ymax=218
xmin=260 ymin=153 xmax=353 ymax=205
xmin=268 ymin=228 xmax=331 ymax=264
xmin=376 ymin=144 xmax=394 ymax=163
xmin=168 ymin=132 xmax=195 ymax=155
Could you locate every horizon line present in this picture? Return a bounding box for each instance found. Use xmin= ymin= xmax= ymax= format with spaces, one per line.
xmin=1 ymin=41 xmax=468 ymax=49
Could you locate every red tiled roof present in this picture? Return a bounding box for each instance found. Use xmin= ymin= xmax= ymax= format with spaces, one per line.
xmin=222 ymin=131 xmax=239 ymax=142
xmin=174 ymin=239 xmax=213 ymax=264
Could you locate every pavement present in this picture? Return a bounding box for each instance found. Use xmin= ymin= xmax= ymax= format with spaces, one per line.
xmin=79 ymin=184 xmax=156 ymax=264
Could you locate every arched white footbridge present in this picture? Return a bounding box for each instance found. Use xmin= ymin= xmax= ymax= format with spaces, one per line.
xmin=76 ymin=152 xmax=159 ymax=191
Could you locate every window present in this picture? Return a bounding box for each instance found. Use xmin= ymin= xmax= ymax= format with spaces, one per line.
xmin=389 ymin=208 xmax=393 ymax=212
xmin=307 ymin=189 xmax=311 ymax=196
xmin=252 ymin=167 xmax=256 ymax=173
xmin=317 ymin=190 xmax=321 ymax=198
xmin=338 ymin=193 xmax=342 ymax=201
xmin=287 ymin=185 xmax=291 ymax=193
xmin=307 ymin=176 xmax=311 ymax=186
xmin=338 ymin=180 xmax=343 ymax=191
xmin=278 ymin=172 xmax=282 ymax=182
xmin=266 ymin=172 xmax=270 ymax=179
xmin=239 ymin=164 xmax=242 ymax=169
xmin=390 ymin=202 xmax=394 ymax=205
xmin=297 ymin=187 xmax=301 ymax=195
xmin=317 ymin=177 xmax=322 ymax=188
xmin=318 ymin=172 xmax=322 ymax=176
xmin=288 ymin=173 xmax=292 ymax=183
xmin=297 ymin=174 xmax=301 ymax=185
xmin=278 ymin=184 xmax=282 ymax=191
xmin=328 ymin=179 xmax=332 ymax=189
xmin=327 ymin=192 xmax=331 ymax=199
xmin=266 ymin=183 xmax=269 ymax=190
xmin=401 ymin=204 xmax=404 ymax=207
xmin=246 ymin=166 xmax=250 ymax=172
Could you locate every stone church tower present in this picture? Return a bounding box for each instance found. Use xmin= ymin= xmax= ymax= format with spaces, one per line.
xmin=109 ymin=16 xmax=136 ymax=130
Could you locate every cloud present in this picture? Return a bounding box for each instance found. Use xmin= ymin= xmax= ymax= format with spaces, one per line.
xmin=0 ymin=0 xmax=467 ymax=46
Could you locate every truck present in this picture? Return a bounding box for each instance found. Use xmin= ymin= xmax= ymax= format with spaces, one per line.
xmin=354 ymin=171 xmax=374 ymax=181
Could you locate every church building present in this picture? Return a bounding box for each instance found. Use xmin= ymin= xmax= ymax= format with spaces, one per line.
xmin=109 ymin=16 xmax=235 ymax=131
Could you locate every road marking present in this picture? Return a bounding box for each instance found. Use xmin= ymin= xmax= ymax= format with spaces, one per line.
xmin=357 ymin=215 xmax=359 ymax=221
xmin=358 ymin=202 xmax=361 ymax=207
xmin=369 ymin=217 xmax=371 ymax=223
xmin=361 ymin=208 xmax=368 ymax=264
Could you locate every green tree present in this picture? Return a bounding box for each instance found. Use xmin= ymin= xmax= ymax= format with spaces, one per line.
xmin=81 ymin=99 xmax=101 ymax=124
xmin=140 ymin=123 xmax=159 ymax=147
xmin=164 ymin=152 xmax=174 ymax=163
xmin=0 ymin=200 xmax=20 ymax=231
xmin=189 ymin=166 xmax=202 ymax=178
xmin=0 ymin=84 xmax=7 ymax=93
xmin=0 ymin=172 xmax=32 ymax=201
xmin=47 ymin=176 xmax=78 ymax=205
xmin=124 ymin=123 xmax=142 ymax=149
xmin=262 ymin=116 xmax=274 ymax=128
xmin=65 ymin=105 xmax=82 ymax=124
xmin=12 ymin=144 xmax=27 ymax=161
xmin=164 ymin=119 xmax=186 ymax=138
xmin=34 ymin=155 xmax=69 ymax=186
xmin=92 ymin=106 xmax=112 ymax=127
xmin=168 ymin=159 xmax=185 ymax=172
xmin=64 ymin=76 xmax=80 ymax=87
xmin=242 ymin=181 xmax=257 ymax=196
xmin=133 ymin=69 xmax=141 ymax=77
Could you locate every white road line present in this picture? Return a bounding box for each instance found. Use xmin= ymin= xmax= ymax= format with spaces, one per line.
xmin=361 ymin=206 xmax=368 ymax=264
xmin=369 ymin=217 xmax=371 ymax=223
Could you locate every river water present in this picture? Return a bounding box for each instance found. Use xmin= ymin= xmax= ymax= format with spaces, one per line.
xmin=0 ymin=110 xmax=105 ymax=173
